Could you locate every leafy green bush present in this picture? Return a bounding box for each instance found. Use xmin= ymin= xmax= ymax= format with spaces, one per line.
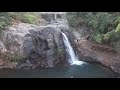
xmin=94 ymin=33 xmax=103 ymax=43
xmin=67 ymin=12 xmax=120 ymax=44
xmin=57 ymin=48 xmax=64 ymax=54
xmin=67 ymin=12 xmax=79 ymax=27
xmin=67 ymin=12 xmax=93 ymax=27
xmin=115 ymin=23 xmax=120 ymax=32
xmin=103 ymin=30 xmax=115 ymax=41
xmin=0 ymin=12 xmax=41 ymax=33
xmin=102 ymin=23 xmax=120 ymax=42
xmin=9 ymin=12 xmax=22 ymax=22
xmin=89 ymin=13 xmax=114 ymax=33
xmin=0 ymin=18 xmax=8 ymax=29
xmin=21 ymin=13 xmax=38 ymax=24
xmin=0 ymin=52 xmax=25 ymax=62
xmin=0 ymin=12 xmax=11 ymax=30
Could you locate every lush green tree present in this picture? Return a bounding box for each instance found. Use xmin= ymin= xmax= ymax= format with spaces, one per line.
xmin=67 ymin=12 xmax=120 ymax=44
xmin=0 ymin=12 xmax=42 ymax=32
xmin=0 ymin=12 xmax=11 ymax=30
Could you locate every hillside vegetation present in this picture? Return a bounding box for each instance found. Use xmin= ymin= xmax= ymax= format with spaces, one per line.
xmin=67 ymin=12 xmax=120 ymax=52
xmin=0 ymin=12 xmax=41 ymax=32
xmin=67 ymin=12 xmax=120 ymax=43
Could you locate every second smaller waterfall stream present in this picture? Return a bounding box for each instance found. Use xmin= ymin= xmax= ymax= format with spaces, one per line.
xmin=61 ymin=32 xmax=85 ymax=65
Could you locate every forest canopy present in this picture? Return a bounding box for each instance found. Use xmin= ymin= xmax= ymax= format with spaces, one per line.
xmin=67 ymin=12 xmax=120 ymax=44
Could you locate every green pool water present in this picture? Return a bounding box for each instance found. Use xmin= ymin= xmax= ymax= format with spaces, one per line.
xmin=0 ymin=63 xmax=117 ymax=78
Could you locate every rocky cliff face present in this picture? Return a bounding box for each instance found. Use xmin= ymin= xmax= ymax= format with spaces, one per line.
xmin=0 ymin=23 xmax=37 ymax=69
xmin=75 ymin=38 xmax=120 ymax=74
xmin=22 ymin=27 xmax=67 ymax=69
xmin=0 ymin=23 xmax=37 ymax=54
xmin=0 ymin=23 xmax=72 ymax=69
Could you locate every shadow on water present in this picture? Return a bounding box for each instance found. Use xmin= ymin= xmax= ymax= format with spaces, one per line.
xmin=0 ymin=63 xmax=117 ymax=78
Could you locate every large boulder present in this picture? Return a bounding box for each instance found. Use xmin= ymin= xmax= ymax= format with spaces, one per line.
xmin=22 ymin=27 xmax=67 ymax=68
xmin=0 ymin=22 xmax=71 ymax=69
xmin=0 ymin=23 xmax=37 ymax=55
xmin=0 ymin=23 xmax=39 ymax=69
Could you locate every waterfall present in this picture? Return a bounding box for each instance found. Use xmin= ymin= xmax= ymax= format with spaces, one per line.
xmin=61 ymin=32 xmax=85 ymax=65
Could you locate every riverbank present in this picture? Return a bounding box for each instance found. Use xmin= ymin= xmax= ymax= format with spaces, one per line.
xmin=75 ymin=38 xmax=120 ymax=75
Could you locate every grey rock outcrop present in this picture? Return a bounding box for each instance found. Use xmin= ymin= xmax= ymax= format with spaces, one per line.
xmin=23 ymin=27 xmax=67 ymax=68
xmin=0 ymin=21 xmax=71 ymax=69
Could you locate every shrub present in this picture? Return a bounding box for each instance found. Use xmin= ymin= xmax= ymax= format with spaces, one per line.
xmin=0 ymin=12 xmax=11 ymax=30
xmin=0 ymin=52 xmax=25 ymax=62
xmin=115 ymin=23 xmax=120 ymax=32
xmin=57 ymin=48 xmax=64 ymax=54
xmin=103 ymin=30 xmax=115 ymax=41
xmin=56 ymin=48 xmax=64 ymax=59
xmin=41 ymin=14 xmax=54 ymax=22
xmin=21 ymin=13 xmax=39 ymax=24
xmin=9 ymin=12 xmax=22 ymax=22
xmin=88 ymin=12 xmax=118 ymax=34
xmin=67 ymin=12 xmax=93 ymax=27
xmin=0 ymin=12 xmax=42 ymax=33
xmin=94 ymin=33 xmax=103 ymax=43
xmin=102 ymin=23 xmax=120 ymax=43
xmin=67 ymin=12 xmax=120 ymax=44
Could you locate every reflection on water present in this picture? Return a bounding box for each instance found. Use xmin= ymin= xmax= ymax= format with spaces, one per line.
xmin=0 ymin=63 xmax=117 ymax=78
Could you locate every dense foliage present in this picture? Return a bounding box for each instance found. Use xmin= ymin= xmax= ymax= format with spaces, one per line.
xmin=0 ymin=12 xmax=41 ymax=32
xmin=67 ymin=12 xmax=120 ymax=44
xmin=0 ymin=12 xmax=11 ymax=30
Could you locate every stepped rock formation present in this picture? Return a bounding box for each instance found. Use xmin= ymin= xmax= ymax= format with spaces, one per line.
xmin=0 ymin=22 xmax=73 ymax=69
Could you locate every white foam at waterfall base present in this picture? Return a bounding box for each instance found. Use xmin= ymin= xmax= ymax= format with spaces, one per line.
xmin=71 ymin=60 xmax=86 ymax=65
xmin=61 ymin=31 xmax=86 ymax=66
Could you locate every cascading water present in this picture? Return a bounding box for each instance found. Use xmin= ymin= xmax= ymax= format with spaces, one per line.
xmin=61 ymin=31 xmax=85 ymax=65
